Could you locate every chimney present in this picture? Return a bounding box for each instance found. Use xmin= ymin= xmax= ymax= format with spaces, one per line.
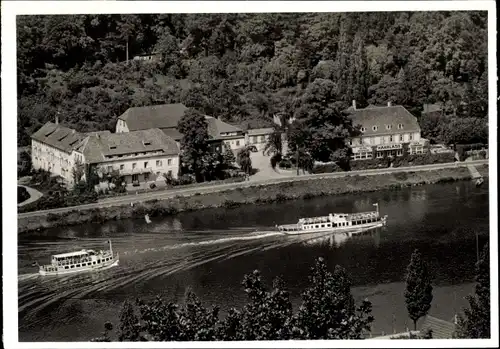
xmin=388 ymin=101 xmax=392 ymax=107
xmin=352 ymin=100 xmax=357 ymax=110
xmin=55 ymin=115 xmax=59 ymax=125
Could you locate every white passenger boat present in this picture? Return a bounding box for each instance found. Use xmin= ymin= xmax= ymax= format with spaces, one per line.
xmin=37 ymin=240 xmax=119 ymax=276
xmin=276 ymin=203 xmax=388 ymax=235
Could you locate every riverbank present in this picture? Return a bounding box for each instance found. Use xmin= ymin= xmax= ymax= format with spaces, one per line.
xmin=18 ymin=165 xmax=487 ymax=233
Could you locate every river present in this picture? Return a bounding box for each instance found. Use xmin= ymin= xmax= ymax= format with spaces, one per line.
xmin=18 ymin=181 xmax=490 ymax=341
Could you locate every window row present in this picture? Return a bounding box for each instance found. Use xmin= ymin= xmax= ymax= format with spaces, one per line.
xmin=105 ymin=159 xmax=174 ymax=172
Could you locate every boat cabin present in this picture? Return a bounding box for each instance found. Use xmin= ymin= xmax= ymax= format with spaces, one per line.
xmin=49 ymin=249 xmax=114 ymax=270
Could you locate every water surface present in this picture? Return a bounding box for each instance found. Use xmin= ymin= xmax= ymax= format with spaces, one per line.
xmin=18 ymin=181 xmax=490 ymax=341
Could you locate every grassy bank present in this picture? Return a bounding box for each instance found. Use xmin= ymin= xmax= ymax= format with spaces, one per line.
xmin=18 ymin=166 xmax=484 ymax=233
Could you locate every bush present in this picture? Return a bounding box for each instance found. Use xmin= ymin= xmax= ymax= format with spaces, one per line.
xmin=349 ymin=158 xmax=389 ymax=171
xmin=311 ymin=163 xmax=343 ymax=174
xmin=18 ymin=186 xmax=30 ymax=203
xmin=149 ymin=183 xmax=156 ymax=189
xmin=278 ymin=158 xmax=292 ymax=169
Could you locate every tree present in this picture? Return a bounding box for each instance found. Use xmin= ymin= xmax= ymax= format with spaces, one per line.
xmin=404 ymin=249 xmax=433 ymax=331
xmin=177 ymin=108 xmax=210 ymax=182
xmin=456 ymin=243 xmax=490 ymax=338
xmin=240 ymin=271 xmax=293 ymax=340
xmin=237 ymin=147 xmax=253 ymax=176
xmin=293 ymin=257 xmax=374 ymax=339
xmin=118 ymin=300 xmax=141 ymax=341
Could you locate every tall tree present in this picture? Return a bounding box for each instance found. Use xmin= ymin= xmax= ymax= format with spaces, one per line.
xmin=294 ymin=257 xmax=374 ymax=339
xmin=177 ymin=108 xmax=210 ymax=182
xmin=456 ymin=243 xmax=490 ymax=338
xmin=404 ymin=249 xmax=433 ymax=331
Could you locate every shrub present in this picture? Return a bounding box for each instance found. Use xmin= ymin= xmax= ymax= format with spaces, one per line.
xmin=149 ymin=183 xmax=156 ymax=189
xmin=311 ymin=163 xmax=343 ymax=174
xmin=18 ymin=186 xmax=30 ymax=203
xmin=278 ymin=158 xmax=292 ymax=169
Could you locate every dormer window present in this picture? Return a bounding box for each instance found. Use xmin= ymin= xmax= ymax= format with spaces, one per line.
xmin=386 ymin=125 xmax=392 ymax=130
xmin=372 ymin=126 xmax=378 ymax=131
xmin=360 ymin=127 xmax=366 ymax=132
xmin=398 ymin=124 xmax=404 ymax=129
xmin=143 ymin=141 xmax=151 ymax=146
xmin=109 ymin=145 xmax=117 ymax=150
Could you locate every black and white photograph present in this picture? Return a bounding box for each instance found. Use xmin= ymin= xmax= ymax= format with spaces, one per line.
xmin=2 ymin=1 xmax=497 ymax=347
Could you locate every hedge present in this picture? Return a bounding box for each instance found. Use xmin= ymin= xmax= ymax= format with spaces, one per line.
xmin=312 ymin=152 xmax=456 ymax=174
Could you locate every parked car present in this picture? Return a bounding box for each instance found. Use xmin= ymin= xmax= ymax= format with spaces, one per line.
xmin=248 ymin=145 xmax=258 ymax=152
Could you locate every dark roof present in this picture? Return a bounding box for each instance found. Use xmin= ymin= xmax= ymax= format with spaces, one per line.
xmin=347 ymin=105 xmax=420 ymax=136
xmin=118 ymin=103 xmax=189 ymax=131
xmin=31 ymin=122 xmax=85 ymax=153
xmin=205 ymin=116 xmax=243 ymax=139
xmin=161 ymin=128 xmax=184 ymax=141
xmin=420 ymin=316 xmax=456 ymax=339
xmin=76 ymin=128 xmax=180 ymax=164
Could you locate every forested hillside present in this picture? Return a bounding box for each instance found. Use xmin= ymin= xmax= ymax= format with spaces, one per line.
xmin=17 ymin=12 xmax=488 ymax=147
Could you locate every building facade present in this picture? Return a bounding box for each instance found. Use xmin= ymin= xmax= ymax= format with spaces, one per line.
xmin=31 ymin=122 xmax=85 ymax=186
xmin=75 ymin=128 xmax=180 ymax=185
xmin=31 ymin=121 xmax=180 ymax=188
xmin=245 ymin=128 xmax=274 ymax=151
xmin=347 ymin=102 xmax=427 ymax=161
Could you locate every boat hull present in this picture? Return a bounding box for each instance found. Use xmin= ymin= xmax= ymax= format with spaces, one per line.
xmin=38 ymin=257 xmax=119 ymax=276
xmin=281 ymin=221 xmax=386 ymax=236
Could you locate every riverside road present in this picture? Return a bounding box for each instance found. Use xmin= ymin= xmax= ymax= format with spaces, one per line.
xmin=17 ymin=159 xmax=488 ymax=220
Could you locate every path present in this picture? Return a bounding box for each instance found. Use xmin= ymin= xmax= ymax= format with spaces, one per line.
xmin=18 ymin=159 xmax=488 ymax=219
xmin=466 ymin=164 xmax=482 ymax=179
xmin=17 ymin=185 xmax=43 ymax=207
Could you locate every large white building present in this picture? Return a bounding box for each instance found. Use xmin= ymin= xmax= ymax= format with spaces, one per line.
xmin=116 ymin=103 xmax=246 ymax=153
xmin=31 ymin=121 xmax=180 ymax=187
xmin=346 ymin=102 xmax=427 ymax=161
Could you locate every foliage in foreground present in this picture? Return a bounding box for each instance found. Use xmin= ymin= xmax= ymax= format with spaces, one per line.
xmin=92 ymin=257 xmax=374 ymax=341
xmin=456 ymin=243 xmax=490 ymax=339
xmin=404 ymin=249 xmax=434 ymax=331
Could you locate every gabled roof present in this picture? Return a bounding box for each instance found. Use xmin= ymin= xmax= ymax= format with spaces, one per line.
xmin=31 ymin=122 xmax=85 ymax=153
xmin=205 ymin=116 xmax=243 ymax=139
xmin=420 ymin=315 xmax=456 ymax=339
xmin=118 ymin=103 xmax=189 ymax=131
xmin=77 ymin=128 xmax=180 ymax=164
xmin=347 ymin=105 xmax=420 ymax=137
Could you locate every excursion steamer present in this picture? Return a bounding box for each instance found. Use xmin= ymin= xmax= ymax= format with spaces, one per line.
xmin=276 ymin=203 xmax=388 ymax=235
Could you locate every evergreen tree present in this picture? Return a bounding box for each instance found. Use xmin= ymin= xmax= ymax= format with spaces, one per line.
xmin=456 ymin=243 xmax=490 ymax=338
xmin=404 ymin=249 xmax=433 ymax=331
xmin=237 ymin=147 xmax=253 ymax=176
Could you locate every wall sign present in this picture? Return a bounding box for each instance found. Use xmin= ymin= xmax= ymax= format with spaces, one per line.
xmin=376 ymin=144 xmax=403 ymax=151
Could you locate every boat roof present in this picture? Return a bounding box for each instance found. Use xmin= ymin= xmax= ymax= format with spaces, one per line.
xmin=53 ymin=250 xmax=93 ymax=258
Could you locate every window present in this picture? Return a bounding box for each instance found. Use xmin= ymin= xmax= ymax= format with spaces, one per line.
xmin=236 ymin=140 xmax=240 ymax=146
xmin=396 ymin=149 xmax=403 ymax=157
xmin=389 ymin=135 xmax=393 ymax=142
xmin=71 ymin=265 xmax=75 ymax=268
xmin=132 ymin=174 xmax=139 ymax=181
xmin=144 ymin=173 xmax=150 ymax=181
xmin=132 ymin=163 xmax=137 ymax=169
xmin=251 ymin=136 xmax=256 ymax=143
xmin=386 ymin=124 xmax=392 ymax=130
xmin=409 ymin=134 xmax=413 ymax=141
xmin=260 ymin=136 xmax=265 ymax=142
xmin=349 ymin=139 xmax=352 ymax=145
xmin=144 ymin=162 xmax=148 ymax=168
xmin=372 ymin=126 xmax=378 ymax=131
xmin=377 ymin=151 xmax=384 ymax=159
xmin=120 ymin=164 xmax=124 ymax=170
xmin=167 ymin=170 xmax=173 ymax=177
xmin=167 ymin=159 xmax=172 ymax=166
xmin=93 ymin=261 xmax=96 ymax=265
xmin=361 ymin=127 xmax=366 ymax=132
xmin=97 ymin=260 xmax=101 ymax=264
xmin=143 ymin=141 xmax=151 ymax=146
xmin=65 ymin=266 xmax=69 ymax=269
xmin=76 ymin=264 xmax=81 ymax=267
xmin=398 ymin=123 xmax=404 ymax=129
xmin=107 ymin=165 xmax=112 ymax=172
xmin=400 ymin=134 xmax=404 ymax=142
xmin=156 ymin=160 xmax=162 ymax=167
